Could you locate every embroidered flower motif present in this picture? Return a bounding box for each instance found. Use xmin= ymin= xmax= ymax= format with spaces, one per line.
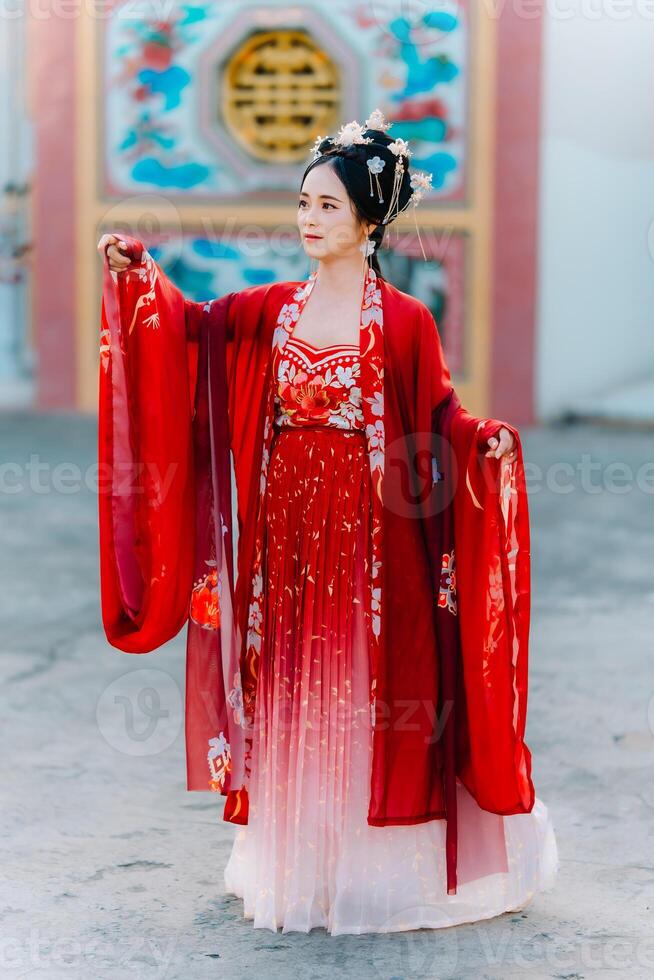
xmin=371 ymin=585 xmax=382 ymax=637
xmin=363 ymin=275 xmax=382 ymax=302
xmin=246 ymin=602 xmax=263 ymax=654
xmin=246 ymin=569 xmax=264 ymax=653
xmin=278 ymin=302 xmax=301 ymax=329
xmin=368 ymin=389 xmax=384 ymax=418
xmin=190 ymin=562 xmax=221 ymax=630
xmin=335 ymin=365 xmax=357 ymax=389
xmin=335 ymin=392 xmax=363 ymax=428
xmin=438 ymin=551 xmax=457 ymax=616
xmin=208 ymin=732 xmax=232 ymax=792
xmin=278 ymin=371 xmax=342 ymax=424
xmin=227 ymin=671 xmax=244 ymax=727
xmin=365 ymin=418 xmax=385 ymax=474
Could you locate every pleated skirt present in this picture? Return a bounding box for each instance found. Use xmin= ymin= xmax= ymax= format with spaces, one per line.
xmin=223 ymin=425 xmax=558 ymax=935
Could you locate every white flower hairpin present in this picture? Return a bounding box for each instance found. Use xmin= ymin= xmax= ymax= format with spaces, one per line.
xmin=310 ymin=134 xmax=326 ymax=160
xmin=366 ymin=156 xmax=386 ymax=202
xmin=388 ymin=137 xmax=412 ymax=158
xmin=409 ymin=170 xmax=433 ymax=206
xmin=333 ymin=120 xmax=374 ymax=148
xmin=309 ymin=108 xmax=391 ymax=161
xmin=364 ymin=108 xmax=392 ymax=132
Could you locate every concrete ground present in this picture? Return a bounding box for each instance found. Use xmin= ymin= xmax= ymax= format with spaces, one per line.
xmin=1 ymin=412 xmax=653 ymax=980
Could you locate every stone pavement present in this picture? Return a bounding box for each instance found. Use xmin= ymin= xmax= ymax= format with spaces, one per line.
xmin=1 ymin=412 xmax=653 ymax=979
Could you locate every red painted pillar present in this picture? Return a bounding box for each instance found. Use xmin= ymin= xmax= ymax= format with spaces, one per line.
xmin=30 ymin=12 xmax=77 ymax=409
xmin=489 ymin=7 xmax=544 ymax=426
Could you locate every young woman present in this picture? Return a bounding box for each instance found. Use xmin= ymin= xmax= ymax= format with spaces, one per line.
xmin=97 ymin=110 xmax=557 ymax=935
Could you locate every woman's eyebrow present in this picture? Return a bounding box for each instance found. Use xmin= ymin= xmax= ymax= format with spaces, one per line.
xmin=299 ymin=192 xmax=343 ymax=202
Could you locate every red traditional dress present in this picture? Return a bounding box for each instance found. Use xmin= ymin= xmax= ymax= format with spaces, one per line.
xmin=98 ymin=242 xmax=558 ymax=936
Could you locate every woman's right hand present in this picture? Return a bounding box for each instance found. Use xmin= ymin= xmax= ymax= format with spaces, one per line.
xmin=97 ymin=234 xmax=133 ymax=274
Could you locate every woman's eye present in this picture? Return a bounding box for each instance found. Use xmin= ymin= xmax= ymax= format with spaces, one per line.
xmin=298 ymin=200 xmax=335 ymax=209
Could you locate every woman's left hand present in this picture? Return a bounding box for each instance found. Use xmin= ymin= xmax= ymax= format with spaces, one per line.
xmin=485 ymin=426 xmax=516 ymax=460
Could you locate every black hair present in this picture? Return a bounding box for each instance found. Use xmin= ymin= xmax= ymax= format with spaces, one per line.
xmin=299 ymin=129 xmax=414 ymax=278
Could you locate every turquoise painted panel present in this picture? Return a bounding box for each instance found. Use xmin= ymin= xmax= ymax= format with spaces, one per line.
xmin=104 ymin=0 xmax=468 ymax=201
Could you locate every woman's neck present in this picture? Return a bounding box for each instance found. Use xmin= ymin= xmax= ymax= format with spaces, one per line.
xmin=313 ymin=255 xmax=370 ymax=298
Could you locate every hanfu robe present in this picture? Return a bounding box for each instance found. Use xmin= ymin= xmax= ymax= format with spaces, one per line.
xmin=98 ymin=236 xmax=539 ymax=895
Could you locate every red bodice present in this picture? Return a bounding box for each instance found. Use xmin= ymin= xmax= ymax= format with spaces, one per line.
xmin=273 ymin=336 xmax=364 ymax=432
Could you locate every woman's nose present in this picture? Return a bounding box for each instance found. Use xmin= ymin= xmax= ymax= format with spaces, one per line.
xmin=304 ymin=204 xmax=321 ymax=222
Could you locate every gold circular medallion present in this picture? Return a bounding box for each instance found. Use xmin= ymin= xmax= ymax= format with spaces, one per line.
xmin=222 ymin=29 xmax=341 ymax=163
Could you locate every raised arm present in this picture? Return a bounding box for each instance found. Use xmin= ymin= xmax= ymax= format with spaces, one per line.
xmin=97 ymin=234 xmax=199 ymax=652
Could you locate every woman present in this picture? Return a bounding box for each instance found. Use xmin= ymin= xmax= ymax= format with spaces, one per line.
xmin=97 ymin=109 xmax=557 ymax=935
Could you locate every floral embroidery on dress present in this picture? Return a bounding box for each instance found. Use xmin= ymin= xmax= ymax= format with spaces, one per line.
xmin=227 ymin=671 xmax=245 ymax=728
xmin=275 ymin=344 xmax=364 ymax=430
xmin=208 ymin=732 xmax=232 ymax=792
xmin=438 ymin=550 xmax=457 ymax=616
xmin=189 ymin=560 xmax=221 ymax=630
xmin=246 ymin=570 xmax=263 ymax=654
xmin=358 ymin=270 xmax=385 ymax=724
xmin=278 ymin=369 xmax=339 ymax=425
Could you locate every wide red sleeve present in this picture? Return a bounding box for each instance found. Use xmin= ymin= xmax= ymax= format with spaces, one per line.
xmin=417 ymin=303 xmax=535 ymax=815
xmin=450 ymin=408 xmax=534 ymax=814
xmin=98 ymin=236 xmax=204 ymax=653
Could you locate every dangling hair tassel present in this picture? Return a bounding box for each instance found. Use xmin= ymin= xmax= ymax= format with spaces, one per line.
xmin=367 ymin=155 xmax=386 ymax=205
xmin=381 ymin=159 xmax=403 ymax=225
xmin=412 ymin=205 xmax=427 ymax=262
xmin=367 ymin=169 xmax=384 ymax=202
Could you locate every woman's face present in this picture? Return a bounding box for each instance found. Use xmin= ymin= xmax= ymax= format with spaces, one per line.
xmin=298 ymin=163 xmax=372 ymax=262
